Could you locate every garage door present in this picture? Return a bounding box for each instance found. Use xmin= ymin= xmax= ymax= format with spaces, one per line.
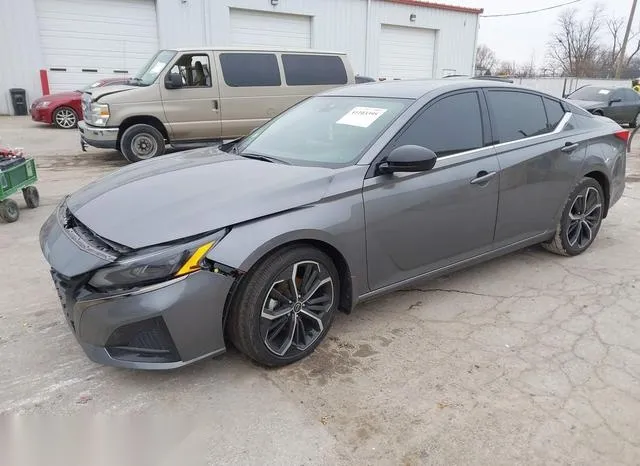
xmin=35 ymin=0 xmax=159 ymax=92
xmin=230 ymin=9 xmax=311 ymax=48
xmin=379 ymin=24 xmax=435 ymax=79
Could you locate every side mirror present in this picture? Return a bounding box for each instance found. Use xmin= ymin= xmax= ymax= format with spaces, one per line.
xmin=164 ymin=73 xmax=183 ymax=89
xmin=378 ymin=145 xmax=437 ymax=174
xmin=609 ymin=98 xmax=622 ymax=105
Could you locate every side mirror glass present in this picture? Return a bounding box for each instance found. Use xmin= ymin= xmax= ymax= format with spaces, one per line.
xmin=164 ymin=73 xmax=183 ymax=89
xmin=378 ymin=145 xmax=437 ymax=174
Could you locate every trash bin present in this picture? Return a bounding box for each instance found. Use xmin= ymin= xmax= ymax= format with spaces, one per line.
xmin=9 ymin=88 xmax=28 ymax=116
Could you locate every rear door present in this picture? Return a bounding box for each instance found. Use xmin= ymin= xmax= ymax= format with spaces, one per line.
xmin=619 ymin=88 xmax=640 ymax=124
xmin=363 ymin=90 xmax=500 ymax=290
xmin=160 ymin=51 xmax=221 ymax=141
xmin=485 ymin=89 xmax=587 ymax=247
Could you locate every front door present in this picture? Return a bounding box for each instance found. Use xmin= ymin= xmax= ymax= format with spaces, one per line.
xmin=363 ymin=91 xmax=500 ymax=290
xmin=160 ymin=52 xmax=221 ymax=141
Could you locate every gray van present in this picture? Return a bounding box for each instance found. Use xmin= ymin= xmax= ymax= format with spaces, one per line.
xmin=79 ymin=47 xmax=355 ymax=162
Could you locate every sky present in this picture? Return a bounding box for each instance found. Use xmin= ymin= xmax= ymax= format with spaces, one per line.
xmin=452 ymin=0 xmax=637 ymax=67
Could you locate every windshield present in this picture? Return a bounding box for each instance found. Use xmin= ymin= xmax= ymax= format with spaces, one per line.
xmin=132 ymin=50 xmax=177 ymax=86
xmin=567 ymin=87 xmax=613 ymax=102
xmin=235 ymin=96 xmax=412 ymax=167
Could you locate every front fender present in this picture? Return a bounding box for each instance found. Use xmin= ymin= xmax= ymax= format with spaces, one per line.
xmin=208 ymin=191 xmax=368 ymax=309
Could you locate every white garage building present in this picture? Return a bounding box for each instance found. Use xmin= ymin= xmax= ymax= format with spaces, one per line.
xmin=0 ymin=0 xmax=482 ymax=115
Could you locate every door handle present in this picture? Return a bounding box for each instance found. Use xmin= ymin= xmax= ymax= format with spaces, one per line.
xmin=470 ymin=170 xmax=497 ymax=185
xmin=561 ymin=142 xmax=579 ymax=153
xmin=212 ymin=99 xmax=219 ymax=111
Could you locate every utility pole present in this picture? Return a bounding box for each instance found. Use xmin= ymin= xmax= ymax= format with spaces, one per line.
xmin=616 ymin=0 xmax=638 ymax=79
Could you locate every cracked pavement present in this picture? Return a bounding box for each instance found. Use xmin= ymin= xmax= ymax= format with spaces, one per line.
xmin=1 ymin=116 xmax=640 ymax=465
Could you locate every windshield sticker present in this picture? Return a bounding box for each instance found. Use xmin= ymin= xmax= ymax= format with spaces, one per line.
xmin=337 ymin=107 xmax=387 ymax=128
xmin=150 ymin=62 xmax=166 ymax=74
xmin=598 ymin=89 xmax=611 ymax=95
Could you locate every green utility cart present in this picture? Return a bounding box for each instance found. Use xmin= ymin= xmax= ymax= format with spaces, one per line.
xmin=0 ymin=157 xmax=40 ymax=223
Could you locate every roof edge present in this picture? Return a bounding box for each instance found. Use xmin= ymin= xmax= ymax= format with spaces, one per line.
xmin=382 ymin=0 xmax=484 ymax=15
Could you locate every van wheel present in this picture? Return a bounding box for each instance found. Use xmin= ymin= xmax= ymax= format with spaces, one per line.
xmin=120 ymin=124 xmax=165 ymax=162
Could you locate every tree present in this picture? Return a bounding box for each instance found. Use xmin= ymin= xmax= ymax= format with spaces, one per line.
xmin=547 ymin=5 xmax=604 ymax=77
xmin=496 ymin=60 xmax=517 ymax=76
xmin=598 ymin=16 xmax=640 ymax=78
xmin=475 ymin=45 xmax=497 ymax=74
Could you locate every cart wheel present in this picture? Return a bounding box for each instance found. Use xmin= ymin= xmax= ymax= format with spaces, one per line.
xmin=0 ymin=199 xmax=20 ymax=223
xmin=22 ymin=186 xmax=40 ymax=208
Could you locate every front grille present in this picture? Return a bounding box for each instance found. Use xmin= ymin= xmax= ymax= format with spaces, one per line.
xmin=105 ymin=317 xmax=180 ymax=363
xmin=51 ymin=269 xmax=90 ymax=332
xmin=61 ymin=206 xmax=131 ymax=260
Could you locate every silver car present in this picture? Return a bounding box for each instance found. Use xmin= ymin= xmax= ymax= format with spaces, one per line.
xmin=40 ymin=79 xmax=627 ymax=369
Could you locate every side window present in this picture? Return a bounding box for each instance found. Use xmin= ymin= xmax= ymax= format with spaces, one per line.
xmin=487 ymin=91 xmax=549 ymax=143
xmin=393 ymin=92 xmax=483 ymax=157
xmin=623 ymin=88 xmax=639 ymax=101
xmin=282 ymin=54 xmax=348 ymax=85
xmin=543 ymin=97 xmax=566 ymax=130
xmin=168 ymin=54 xmax=211 ymax=87
xmin=219 ymin=53 xmax=281 ymax=87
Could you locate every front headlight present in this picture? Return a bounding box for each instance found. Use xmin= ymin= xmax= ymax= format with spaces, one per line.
xmin=89 ymin=102 xmax=110 ymax=126
xmin=88 ymin=229 xmax=228 ymax=290
xmin=36 ymin=101 xmax=51 ymax=109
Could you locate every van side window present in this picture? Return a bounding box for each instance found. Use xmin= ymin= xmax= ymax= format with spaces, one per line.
xmin=282 ymin=54 xmax=348 ymax=85
xmin=168 ymin=54 xmax=212 ymax=87
xmin=219 ymin=53 xmax=281 ymax=87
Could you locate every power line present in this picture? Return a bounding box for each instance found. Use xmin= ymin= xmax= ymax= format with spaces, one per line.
xmin=480 ymin=0 xmax=582 ymax=18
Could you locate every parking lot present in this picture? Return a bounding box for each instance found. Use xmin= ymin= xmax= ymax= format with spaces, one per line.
xmin=2 ymin=115 xmax=640 ymax=465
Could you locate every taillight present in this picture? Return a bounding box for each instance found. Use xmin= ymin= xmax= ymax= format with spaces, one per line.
xmin=614 ymin=129 xmax=630 ymax=142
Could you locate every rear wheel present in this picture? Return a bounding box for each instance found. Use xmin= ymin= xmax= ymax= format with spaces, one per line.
xmin=543 ymin=177 xmax=604 ymax=256
xmin=630 ymin=112 xmax=640 ymax=128
xmin=120 ymin=124 xmax=165 ymax=162
xmin=228 ymin=246 xmax=340 ymax=366
xmin=0 ymin=199 xmax=19 ymax=223
xmin=52 ymin=106 xmax=78 ymax=129
xmin=22 ymin=186 xmax=39 ymax=208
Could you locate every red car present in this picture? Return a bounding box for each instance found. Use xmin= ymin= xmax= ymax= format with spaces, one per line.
xmin=30 ymin=77 xmax=128 ymax=129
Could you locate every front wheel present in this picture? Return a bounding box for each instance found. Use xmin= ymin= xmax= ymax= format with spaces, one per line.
xmin=543 ymin=177 xmax=605 ymax=256
xmin=52 ymin=106 xmax=78 ymax=129
xmin=120 ymin=124 xmax=165 ymax=162
xmin=228 ymin=246 xmax=340 ymax=366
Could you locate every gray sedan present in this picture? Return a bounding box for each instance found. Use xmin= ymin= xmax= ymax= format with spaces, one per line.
xmin=40 ymin=79 xmax=628 ymax=369
xmin=566 ymin=85 xmax=640 ymax=127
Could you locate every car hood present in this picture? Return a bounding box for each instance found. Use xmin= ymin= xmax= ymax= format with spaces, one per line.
xmin=87 ymin=84 xmax=137 ymax=101
xmin=67 ymin=148 xmax=335 ymax=249
xmin=34 ymin=91 xmax=79 ymax=104
xmin=567 ymin=99 xmax=603 ymax=109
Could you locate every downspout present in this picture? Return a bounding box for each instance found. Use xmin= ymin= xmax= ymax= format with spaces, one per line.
xmin=365 ymin=0 xmax=371 ymax=76
xmin=471 ymin=14 xmax=479 ymax=76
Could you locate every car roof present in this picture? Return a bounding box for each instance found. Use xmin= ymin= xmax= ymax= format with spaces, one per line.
xmin=169 ymin=46 xmax=346 ymax=55
xmin=324 ymin=78 xmax=522 ymax=99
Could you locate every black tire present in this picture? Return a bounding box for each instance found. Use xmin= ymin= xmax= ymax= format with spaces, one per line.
xmin=52 ymin=106 xmax=78 ymax=129
xmin=630 ymin=112 xmax=640 ymax=128
xmin=228 ymin=246 xmax=340 ymax=367
xmin=543 ymin=177 xmax=605 ymax=256
xmin=120 ymin=124 xmax=165 ymax=163
xmin=0 ymin=199 xmax=20 ymax=223
xmin=22 ymin=186 xmax=39 ymax=208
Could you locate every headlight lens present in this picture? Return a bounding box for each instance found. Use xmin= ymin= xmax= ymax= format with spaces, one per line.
xmin=88 ymin=102 xmax=110 ymax=126
xmin=37 ymin=101 xmax=51 ymax=108
xmin=88 ymin=229 xmax=228 ymax=290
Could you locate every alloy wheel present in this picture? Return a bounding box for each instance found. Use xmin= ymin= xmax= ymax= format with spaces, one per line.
xmin=55 ymin=109 xmax=76 ymax=128
xmin=566 ymin=186 xmax=602 ymax=249
xmin=260 ymin=260 xmax=334 ymax=357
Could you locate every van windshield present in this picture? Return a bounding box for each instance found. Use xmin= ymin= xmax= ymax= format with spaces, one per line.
xmin=131 ymin=50 xmax=177 ymax=86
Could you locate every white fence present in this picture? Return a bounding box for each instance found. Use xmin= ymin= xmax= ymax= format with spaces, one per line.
xmin=513 ymin=77 xmax=630 ymax=98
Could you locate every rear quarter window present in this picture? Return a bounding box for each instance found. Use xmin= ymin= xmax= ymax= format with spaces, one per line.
xmin=282 ymin=54 xmax=348 ymax=86
xmin=543 ymin=97 xmax=566 ymax=129
xmin=219 ymin=53 xmax=281 ymax=87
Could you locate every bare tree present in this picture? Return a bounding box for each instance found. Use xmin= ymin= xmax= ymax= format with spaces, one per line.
xmin=547 ymin=5 xmax=604 ymax=77
xmin=599 ymin=16 xmax=640 ymax=77
xmin=496 ymin=60 xmax=517 ymax=76
xmin=475 ymin=45 xmax=497 ymax=74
